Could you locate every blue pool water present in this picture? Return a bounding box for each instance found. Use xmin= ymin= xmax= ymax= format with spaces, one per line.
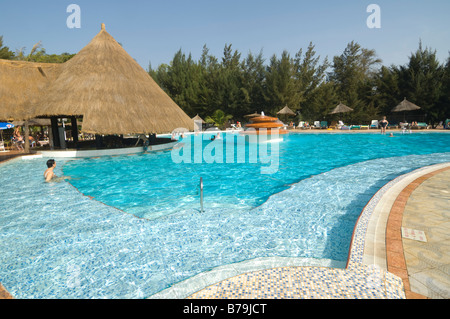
xmin=0 ymin=132 xmax=449 ymax=298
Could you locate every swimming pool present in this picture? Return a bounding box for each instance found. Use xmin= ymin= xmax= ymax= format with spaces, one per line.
xmin=0 ymin=132 xmax=449 ymax=298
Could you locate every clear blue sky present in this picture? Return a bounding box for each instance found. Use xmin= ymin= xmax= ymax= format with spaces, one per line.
xmin=1 ymin=0 xmax=449 ymax=70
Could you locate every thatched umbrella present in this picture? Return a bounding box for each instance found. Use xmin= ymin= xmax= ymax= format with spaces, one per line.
xmin=329 ymin=102 xmax=354 ymax=115
xmin=277 ymin=105 xmax=296 ymax=116
xmin=329 ymin=102 xmax=353 ymax=125
xmin=391 ymin=98 xmax=421 ymax=122
xmin=277 ymin=105 xmax=296 ymax=125
xmin=27 ymin=23 xmax=193 ymax=135
xmin=244 ymin=112 xmax=262 ymax=118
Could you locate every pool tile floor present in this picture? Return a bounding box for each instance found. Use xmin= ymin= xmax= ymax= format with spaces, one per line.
xmin=184 ymin=163 xmax=450 ymax=299
xmin=1 ymin=159 xmax=449 ymax=299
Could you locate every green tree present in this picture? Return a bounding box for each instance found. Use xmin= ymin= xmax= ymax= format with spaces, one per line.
xmin=293 ymin=42 xmax=330 ymax=121
xmin=239 ymin=50 xmax=266 ymax=119
xmin=13 ymin=40 xmax=75 ymax=63
xmin=438 ymin=55 xmax=450 ymax=124
xmin=372 ymin=65 xmax=401 ymax=117
xmin=305 ymin=81 xmax=339 ymax=121
xmin=264 ymin=50 xmax=301 ymax=116
xmin=205 ymin=109 xmax=233 ymax=129
xmin=395 ymin=42 xmax=445 ymax=125
xmin=0 ymin=36 xmax=14 ymax=59
xmin=329 ymin=41 xmax=381 ymax=123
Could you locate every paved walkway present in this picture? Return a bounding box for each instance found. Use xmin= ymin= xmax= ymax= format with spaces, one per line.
xmin=386 ymin=167 xmax=450 ymax=298
xmin=185 ymin=163 xmax=450 ymax=299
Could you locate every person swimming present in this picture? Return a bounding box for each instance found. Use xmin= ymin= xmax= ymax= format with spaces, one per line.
xmin=44 ymin=159 xmax=71 ymax=182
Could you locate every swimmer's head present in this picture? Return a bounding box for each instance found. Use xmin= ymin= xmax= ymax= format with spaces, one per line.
xmin=46 ymin=159 xmax=56 ymax=168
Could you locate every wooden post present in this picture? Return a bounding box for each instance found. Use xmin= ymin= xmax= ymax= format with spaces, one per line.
xmin=51 ymin=117 xmax=60 ymax=149
xmin=24 ymin=120 xmax=30 ymax=153
xmin=71 ymin=116 xmax=79 ymax=148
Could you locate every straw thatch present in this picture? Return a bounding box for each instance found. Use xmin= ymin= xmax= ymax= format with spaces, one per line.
xmin=12 ymin=118 xmax=51 ymax=126
xmin=391 ymin=98 xmax=421 ymax=112
xmin=329 ymin=102 xmax=354 ymax=115
xmin=0 ymin=59 xmax=61 ymax=121
xmin=244 ymin=112 xmax=262 ymax=118
xmin=27 ymin=23 xmax=193 ymax=134
xmin=277 ymin=105 xmax=296 ymax=116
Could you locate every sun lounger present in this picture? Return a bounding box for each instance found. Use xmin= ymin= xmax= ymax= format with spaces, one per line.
xmin=320 ymin=121 xmax=328 ymax=129
xmin=370 ymin=120 xmax=378 ymax=129
xmin=445 ymin=119 xmax=450 ymax=129
xmin=387 ymin=123 xmax=398 ymax=129
xmin=38 ymin=139 xmax=49 ymax=147
xmin=336 ymin=121 xmax=345 ymax=129
xmin=350 ymin=125 xmax=361 ymax=130
xmin=411 ymin=122 xmax=429 ymax=129
xmin=313 ymin=121 xmax=321 ymax=129
xmin=360 ymin=125 xmax=369 ymax=130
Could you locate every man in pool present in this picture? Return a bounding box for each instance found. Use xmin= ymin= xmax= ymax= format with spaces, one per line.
xmin=44 ymin=159 xmax=57 ymax=182
xmin=44 ymin=159 xmax=71 ymax=182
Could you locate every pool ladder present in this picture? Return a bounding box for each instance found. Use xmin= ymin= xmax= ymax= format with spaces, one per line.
xmin=200 ymin=177 xmax=204 ymax=213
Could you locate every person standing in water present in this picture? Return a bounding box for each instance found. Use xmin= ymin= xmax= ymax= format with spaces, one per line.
xmin=380 ymin=116 xmax=389 ymax=134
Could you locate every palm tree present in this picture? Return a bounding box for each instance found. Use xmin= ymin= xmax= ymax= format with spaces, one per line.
xmin=205 ymin=109 xmax=233 ymax=130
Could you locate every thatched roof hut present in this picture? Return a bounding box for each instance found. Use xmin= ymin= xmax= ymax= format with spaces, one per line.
xmin=0 ymin=60 xmax=60 ymax=121
xmin=28 ymin=23 xmax=193 ymax=135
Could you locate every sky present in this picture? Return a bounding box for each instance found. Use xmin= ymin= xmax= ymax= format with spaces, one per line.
xmin=0 ymin=0 xmax=449 ymax=70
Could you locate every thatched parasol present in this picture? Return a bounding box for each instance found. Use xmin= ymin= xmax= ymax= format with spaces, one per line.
xmin=277 ymin=105 xmax=296 ymax=116
xmin=391 ymin=98 xmax=421 ymax=122
xmin=244 ymin=112 xmax=262 ymax=118
xmin=392 ymin=98 xmax=421 ymax=112
xmin=329 ymin=102 xmax=354 ymax=115
xmin=0 ymin=60 xmax=60 ymax=121
xmin=27 ymin=23 xmax=193 ymax=135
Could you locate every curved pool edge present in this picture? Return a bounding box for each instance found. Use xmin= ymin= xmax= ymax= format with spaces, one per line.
xmin=151 ymin=162 xmax=450 ymax=299
xmin=347 ymin=161 xmax=450 ymax=270
xmin=147 ymin=256 xmax=346 ymax=299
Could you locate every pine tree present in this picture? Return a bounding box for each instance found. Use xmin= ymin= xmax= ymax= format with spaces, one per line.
xmin=396 ymin=42 xmax=445 ymax=125
xmin=329 ymin=41 xmax=381 ymax=123
xmin=264 ymin=51 xmax=301 ymax=116
xmin=0 ymin=36 xmax=14 ymax=60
